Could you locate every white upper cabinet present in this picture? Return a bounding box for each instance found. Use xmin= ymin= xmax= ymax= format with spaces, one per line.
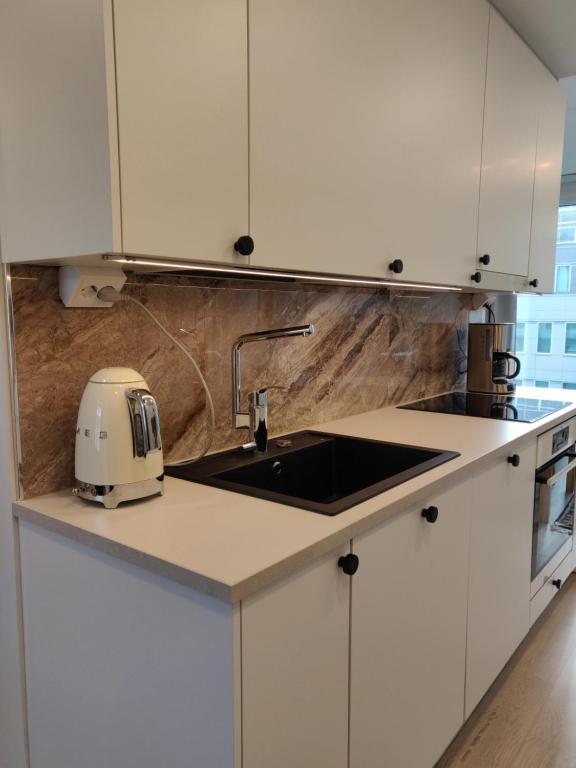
xmin=0 ymin=0 xmax=114 ymax=264
xmin=527 ymin=63 xmax=566 ymax=294
xmin=477 ymin=8 xmax=540 ymax=280
xmin=0 ymin=0 xmax=249 ymax=266
xmin=249 ymin=0 xmax=488 ymax=286
xmin=0 ymin=0 xmax=565 ymax=287
xmin=111 ymin=0 xmax=249 ymax=264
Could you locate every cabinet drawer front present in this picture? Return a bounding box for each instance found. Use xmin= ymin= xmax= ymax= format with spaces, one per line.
xmin=250 ymin=0 xmax=488 ymax=286
xmin=530 ymin=550 xmax=574 ymax=627
xmin=242 ymin=546 xmax=350 ymax=768
xmin=466 ymin=441 xmax=536 ymax=717
xmin=350 ymin=480 xmax=471 ymax=768
xmin=477 ymin=9 xmax=538 ymax=278
xmin=113 ymin=0 xmax=249 ymax=263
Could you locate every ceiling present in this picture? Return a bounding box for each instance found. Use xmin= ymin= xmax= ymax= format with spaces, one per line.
xmin=491 ymin=0 xmax=576 ymax=79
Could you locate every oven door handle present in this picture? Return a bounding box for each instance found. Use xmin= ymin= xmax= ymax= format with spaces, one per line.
xmin=536 ymin=453 xmax=576 ymax=487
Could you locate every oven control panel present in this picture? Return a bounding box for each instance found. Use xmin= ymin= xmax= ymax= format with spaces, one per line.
xmin=537 ymin=418 xmax=576 ymax=467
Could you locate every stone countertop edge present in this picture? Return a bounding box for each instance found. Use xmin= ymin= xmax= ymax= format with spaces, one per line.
xmin=13 ymin=387 xmax=576 ymax=604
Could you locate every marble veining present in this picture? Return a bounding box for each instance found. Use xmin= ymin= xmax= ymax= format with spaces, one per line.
xmin=11 ymin=266 xmax=467 ymax=497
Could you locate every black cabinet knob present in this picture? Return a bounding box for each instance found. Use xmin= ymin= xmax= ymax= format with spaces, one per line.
xmin=552 ymin=578 xmax=562 ymax=590
xmin=471 ymin=271 xmax=482 ymax=284
xmin=529 ymin=278 xmax=539 ymax=288
xmin=479 ymin=254 xmax=491 ymax=265
xmin=234 ymin=235 xmax=255 ymax=256
xmin=389 ymin=259 xmax=404 ymax=274
xmin=422 ymin=506 xmax=439 ymax=524
xmin=507 ymin=454 xmax=520 ymax=467
xmin=338 ymin=553 xmax=359 ymax=575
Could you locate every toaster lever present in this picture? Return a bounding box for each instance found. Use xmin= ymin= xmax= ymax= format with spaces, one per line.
xmin=126 ymin=389 xmax=162 ymax=458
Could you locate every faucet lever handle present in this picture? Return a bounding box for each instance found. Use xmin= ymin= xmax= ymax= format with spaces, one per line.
xmin=250 ymin=388 xmax=269 ymax=452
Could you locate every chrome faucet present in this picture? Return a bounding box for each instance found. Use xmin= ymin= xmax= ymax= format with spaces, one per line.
xmin=232 ymin=324 xmax=315 ymax=452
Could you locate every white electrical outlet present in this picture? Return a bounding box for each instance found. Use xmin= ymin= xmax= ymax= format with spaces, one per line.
xmin=59 ymin=266 xmax=127 ymax=307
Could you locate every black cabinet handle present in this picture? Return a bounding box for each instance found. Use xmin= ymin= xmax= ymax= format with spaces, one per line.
xmin=422 ymin=506 xmax=439 ymax=524
xmin=529 ymin=278 xmax=539 ymax=288
xmin=338 ymin=553 xmax=359 ymax=575
xmin=508 ymin=454 xmax=520 ymax=467
xmin=389 ymin=259 xmax=404 ymax=274
xmin=479 ymin=254 xmax=490 ymax=265
xmin=234 ymin=235 xmax=254 ymax=256
xmin=471 ymin=271 xmax=482 ymax=284
xmin=552 ymin=578 xmax=562 ymax=590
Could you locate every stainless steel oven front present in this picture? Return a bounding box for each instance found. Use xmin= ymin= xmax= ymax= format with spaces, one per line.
xmin=532 ymin=419 xmax=576 ymax=585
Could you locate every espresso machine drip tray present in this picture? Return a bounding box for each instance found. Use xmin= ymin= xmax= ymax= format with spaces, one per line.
xmin=399 ymin=392 xmax=571 ymax=423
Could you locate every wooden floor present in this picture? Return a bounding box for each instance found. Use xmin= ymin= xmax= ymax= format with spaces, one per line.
xmin=437 ymin=575 xmax=576 ymax=768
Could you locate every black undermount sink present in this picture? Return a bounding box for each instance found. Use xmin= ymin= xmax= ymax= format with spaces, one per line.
xmin=165 ymin=431 xmax=459 ymax=515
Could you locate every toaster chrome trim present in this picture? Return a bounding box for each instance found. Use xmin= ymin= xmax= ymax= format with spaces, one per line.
xmin=126 ymin=388 xmax=162 ymax=458
xmin=73 ymin=476 xmax=164 ymax=509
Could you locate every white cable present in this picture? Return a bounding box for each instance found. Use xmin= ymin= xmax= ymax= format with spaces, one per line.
xmin=97 ymin=287 xmax=215 ymax=465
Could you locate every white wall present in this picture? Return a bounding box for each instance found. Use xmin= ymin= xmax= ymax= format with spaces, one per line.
xmin=0 ymin=268 xmax=28 ymax=768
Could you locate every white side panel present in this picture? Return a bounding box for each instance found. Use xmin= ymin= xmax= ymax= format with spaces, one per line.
xmin=350 ymin=480 xmax=471 ymax=768
xmin=250 ymin=0 xmax=488 ymax=287
xmin=477 ymin=9 xmax=539 ymax=277
xmin=113 ymin=0 xmax=249 ymax=264
xmin=466 ymin=441 xmax=536 ymax=716
xmin=242 ymin=545 xmax=350 ymax=768
xmin=0 ymin=0 xmax=113 ymax=263
xmin=20 ymin=522 xmax=237 ymax=768
xmin=528 ymin=67 xmax=566 ymax=294
xmin=0 ymin=270 xmax=28 ymax=768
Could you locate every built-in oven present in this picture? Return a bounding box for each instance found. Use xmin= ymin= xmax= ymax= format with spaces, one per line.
xmin=532 ymin=419 xmax=575 ymax=588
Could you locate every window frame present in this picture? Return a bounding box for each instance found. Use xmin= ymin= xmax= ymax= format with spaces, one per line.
xmin=515 ymin=322 xmax=525 ymax=353
xmin=536 ymin=322 xmax=553 ymax=355
xmin=555 ymin=264 xmax=572 ymax=293
xmin=564 ymin=322 xmax=576 ymax=356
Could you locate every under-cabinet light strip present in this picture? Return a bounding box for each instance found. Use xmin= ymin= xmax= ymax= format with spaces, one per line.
xmin=102 ymin=255 xmax=463 ymax=292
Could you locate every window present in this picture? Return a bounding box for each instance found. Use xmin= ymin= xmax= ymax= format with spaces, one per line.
xmin=537 ymin=323 xmax=552 ymax=354
xmin=555 ymin=265 xmax=571 ymax=293
xmin=557 ymin=225 xmax=576 ymax=244
xmin=566 ymin=323 xmax=576 ymax=354
xmin=535 ymin=380 xmax=549 ymax=388
xmin=516 ymin=323 xmax=525 ymax=353
xmin=563 ymin=383 xmax=576 ymax=390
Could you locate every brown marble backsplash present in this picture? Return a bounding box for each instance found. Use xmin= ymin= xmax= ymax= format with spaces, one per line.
xmin=11 ymin=265 xmax=467 ymax=498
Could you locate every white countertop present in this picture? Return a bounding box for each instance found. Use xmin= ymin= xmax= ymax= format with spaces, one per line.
xmin=14 ymin=387 xmax=576 ymax=603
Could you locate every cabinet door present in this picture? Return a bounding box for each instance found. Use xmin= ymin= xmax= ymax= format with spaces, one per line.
xmin=112 ymin=0 xmax=249 ymax=263
xmin=242 ymin=545 xmax=350 ymax=768
xmin=527 ymin=66 xmax=566 ymax=294
xmin=249 ymin=0 xmax=488 ymax=286
xmin=350 ymin=480 xmax=472 ymax=768
xmin=466 ymin=441 xmax=536 ymax=716
xmin=477 ymin=9 xmax=539 ymax=278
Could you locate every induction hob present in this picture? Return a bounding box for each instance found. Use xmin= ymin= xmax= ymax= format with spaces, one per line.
xmin=399 ymin=391 xmax=571 ymax=423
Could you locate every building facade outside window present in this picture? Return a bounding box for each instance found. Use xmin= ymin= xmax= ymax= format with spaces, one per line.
xmin=516 ymin=205 xmax=576 ymax=389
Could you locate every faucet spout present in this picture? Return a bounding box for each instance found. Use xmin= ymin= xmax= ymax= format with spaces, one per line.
xmin=232 ymin=324 xmax=315 ymax=451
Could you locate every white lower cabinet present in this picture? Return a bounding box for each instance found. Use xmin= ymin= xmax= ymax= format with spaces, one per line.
xmin=241 ymin=545 xmax=351 ymax=768
xmin=19 ymin=439 xmax=544 ymax=768
xmin=349 ymin=480 xmax=472 ymax=768
xmin=466 ymin=442 xmax=536 ymax=716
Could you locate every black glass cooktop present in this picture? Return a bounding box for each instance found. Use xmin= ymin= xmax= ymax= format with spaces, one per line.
xmin=399 ymin=391 xmax=571 ymax=423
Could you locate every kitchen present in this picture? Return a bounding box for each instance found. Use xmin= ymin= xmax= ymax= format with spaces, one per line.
xmin=1 ymin=1 xmax=576 ymax=767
